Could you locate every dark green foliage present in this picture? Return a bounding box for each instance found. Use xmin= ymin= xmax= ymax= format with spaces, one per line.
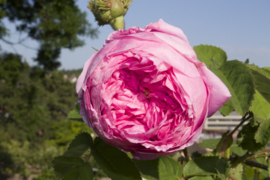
xmin=216 ymin=159 xmax=230 ymax=180
xmin=79 ymin=163 xmax=94 ymax=180
xmin=191 ymin=151 xmax=203 ymax=159
xmin=0 ymin=0 xmax=7 ymax=39
xmin=90 ymin=137 xmax=141 ymax=180
xmin=1 ymin=0 xmax=98 ymax=70
xmin=0 ymin=53 xmax=78 ymax=144
xmin=237 ymin=122 xmax=267 ymax=152
xmin=63 ymin=132 xmax=92 ymax=157
xmin=53 ymin=157 xmax=93 ymax=180
xmin=52 ymin=133 xmax=94 ymax=179
xmin=133 ymin=156 xmax=182 ymax=180
xmin=0 ymin=53 xmax=93 ymax=178
xmin=183 ymin=156 xmax=228 ymax=178
xmin=53 ymin=133 xmax=141 ymax=180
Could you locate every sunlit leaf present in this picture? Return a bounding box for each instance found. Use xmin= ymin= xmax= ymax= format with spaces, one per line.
xmin=133 ymin=156 xmax=182 ymax=180
xmin=199 ymin=138 xmax=221 ymax=149
xmin=68 ymin=104 xmax=83 ymax=122
xmin=194 ymin=45 xmax=227 ymax=68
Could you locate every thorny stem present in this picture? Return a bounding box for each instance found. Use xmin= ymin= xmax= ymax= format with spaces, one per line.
xmin=231 ymin=152 xmax=254 ymax=167
xmin=248 ymin=152 xmax=269 ymax=160
xmin=183 ymin=148 xmax=191 ymax=161
xmin=231 ymin=152 xmax=269 ymax=171
xmin=244 ymin=160 xmax=268 ymax=171
xmin=228 ymin=111 xmax=252 ymax=137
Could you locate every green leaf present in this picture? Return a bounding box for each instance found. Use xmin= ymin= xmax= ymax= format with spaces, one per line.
xmin=194 ymin=45 xmax=227 ymax=68
xmin=264 ymin=67 xmax=270 ymax=74
xmin=219 ymin=100 xmax=234 ymax=116
xmin=53 ymin=165 xmax=73 ymax=179
xmin=248 ymin=64 xmax=270 ymax=81
xmin=90 ymin=137 xmax=141 ymax=180
xmin=52 ymin=156 xmax=84 ymax=179
xmin=250 ymin=90 xmax=270 ymax=119
xmin=237 ymin=122 xmax=266 ymax=152
xmin=63 ymin=132 xmax=92 ymax=157
xmin=254 ymin=116 xmax=270 ymax=145
xmin=256 ymin=157 xmax=268 ymax=178
xmin=230 ymin=143 xmax=247 ymax=156
xmin=62 ymin=166 xmax=79 ymax=180
xmin=210 ymin=60 xmax=255 ymax=115
xmin=52 ymin=156 xmax=84 ymax=166
xmin=52 ymin=157 xmax=93 ymax=180
xmin=199 ymin=138 xmax=221 ymax=149
xmin=242 ymin=165 xmax=254 ymax=180
xmin=79 ymin=162 xmax=94 ymax=180
xmin=157 ymin=156 xmax=182 ymax=180
xmin=183 ymin=156 xmax=219 ymax=177
xmin=215 ymin=159 xmax=230 ymax=180
xmin=188 ymin=176 xmax=214 ymax=180
xmin=133 ymin=158 xmax=159 ymax=179
xmin=68 ymin=104 xmax=83 ymax=122
xmin=242 ymin=164 xmax=264 ymax=180
xmin=133 ymin=156 xmax=182 ymax=180
xmin=247 ymin=65 xmax=270 ymax=119
xmin=191 ymin=151 xmax=203 ymax=159
xmin=229 ymin=163 xmax=243 ymax=180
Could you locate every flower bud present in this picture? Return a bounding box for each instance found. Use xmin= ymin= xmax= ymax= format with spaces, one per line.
xmin=88 ymin=0 xmax=133 ymax=30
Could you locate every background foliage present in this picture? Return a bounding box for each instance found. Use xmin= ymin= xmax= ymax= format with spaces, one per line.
xmin=0 ymin=0 xmax=98 ymax=179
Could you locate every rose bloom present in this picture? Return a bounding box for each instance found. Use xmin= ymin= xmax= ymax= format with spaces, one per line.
xmin=76 ymin=20 xmax=231 ymax=160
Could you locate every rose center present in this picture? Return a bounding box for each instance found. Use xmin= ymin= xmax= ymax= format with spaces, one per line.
xmin=102 ymin=57 xmax=194 ymax=141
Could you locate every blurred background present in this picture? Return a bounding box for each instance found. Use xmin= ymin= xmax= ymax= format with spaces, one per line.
xmin=0 ymin=0 xmax=269 ymax=179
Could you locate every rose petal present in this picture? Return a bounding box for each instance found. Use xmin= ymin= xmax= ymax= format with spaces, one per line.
xmin=197 ymin=63 xmax=231 ymax=117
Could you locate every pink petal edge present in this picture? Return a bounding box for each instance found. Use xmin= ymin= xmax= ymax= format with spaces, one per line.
xmin=197 ymin=63 xmax=231 ymax=117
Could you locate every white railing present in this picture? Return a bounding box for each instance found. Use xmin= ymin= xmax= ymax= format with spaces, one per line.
xmin=203 ymin=111 xmax=243 ymax=131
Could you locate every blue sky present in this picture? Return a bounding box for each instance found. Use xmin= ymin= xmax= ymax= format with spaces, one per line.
xmin=1 ymin=0 xmax=270 ymax=69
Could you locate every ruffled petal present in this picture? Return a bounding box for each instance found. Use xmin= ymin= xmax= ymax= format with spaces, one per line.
xmin=197 ymin=63 xmax=231 ymax=117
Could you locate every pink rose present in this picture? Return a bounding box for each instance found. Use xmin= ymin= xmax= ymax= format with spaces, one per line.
xmin=76 ymin=19 xmax=231 ymax=160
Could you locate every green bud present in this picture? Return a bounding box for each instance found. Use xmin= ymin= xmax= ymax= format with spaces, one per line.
xmin=88 ymin=0 xmax=133 ymax=30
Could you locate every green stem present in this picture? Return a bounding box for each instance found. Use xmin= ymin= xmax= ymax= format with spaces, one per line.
xmin=183 ymin=148 xmax=191 ymax=161
xmin=110 ymin=16 xmax=125 ymax=30
xmin=231 ymin=152 xmax=254 ymax=167
xmin=244 ymin=160 xmax=268 ymax=171
xmin=248 ymin=152 xmax=269 ymax=160
xmin=228 ymin=112 xmax=252 ymax=137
